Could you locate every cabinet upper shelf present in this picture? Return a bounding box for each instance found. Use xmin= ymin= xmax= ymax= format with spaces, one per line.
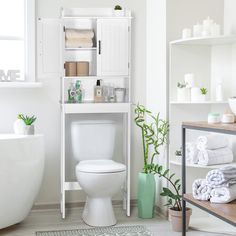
xmin=170 ymin=35 xmax=236 ymax=46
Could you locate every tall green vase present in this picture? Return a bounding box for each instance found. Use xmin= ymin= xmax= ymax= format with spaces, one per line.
xmin=138 ymin=172 xmax=156 ymax=219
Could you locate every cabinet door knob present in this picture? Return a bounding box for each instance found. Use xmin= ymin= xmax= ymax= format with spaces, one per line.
xmin=98 ymin=40 xmax=101 ymax=55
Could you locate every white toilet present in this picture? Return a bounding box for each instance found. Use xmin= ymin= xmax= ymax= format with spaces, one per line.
xmin=71 ymin=120 xmax=126 ymax=227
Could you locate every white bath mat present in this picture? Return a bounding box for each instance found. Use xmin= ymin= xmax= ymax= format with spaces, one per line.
xmin=35 ymin=225 xmax=152 ymax=236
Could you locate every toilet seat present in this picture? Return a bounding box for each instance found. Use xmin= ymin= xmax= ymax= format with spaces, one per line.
xmin=76 ymin=160 xmax=126 ymax=173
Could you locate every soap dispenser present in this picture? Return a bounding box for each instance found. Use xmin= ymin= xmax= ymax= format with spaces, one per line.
xmin=94 ymin=79 xmax=104 ymax=103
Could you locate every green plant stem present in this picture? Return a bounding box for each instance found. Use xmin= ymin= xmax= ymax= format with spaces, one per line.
xmin=155 ymin=170 xmax=182 ymax=210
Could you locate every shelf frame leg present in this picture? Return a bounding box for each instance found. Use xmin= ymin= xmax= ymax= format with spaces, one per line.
xmin=182 ymin=126 xmax=186 ymax=236
xmin=61 ymin=109 xmax=66 ymax=219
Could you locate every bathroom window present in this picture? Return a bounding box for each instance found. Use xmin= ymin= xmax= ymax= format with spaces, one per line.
xmin=0 ymin=0 xmax=35 ymax=82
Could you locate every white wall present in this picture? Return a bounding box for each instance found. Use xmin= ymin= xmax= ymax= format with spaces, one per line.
xmin=0 ymin=0 xmax=146 ymax=205
xmin=146 ymin=0 xmax=168 ymax=213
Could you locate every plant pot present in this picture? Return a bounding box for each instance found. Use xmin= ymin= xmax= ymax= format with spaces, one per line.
xmin=169 ymin=207 xmax=192 ymax=232
xmin=113 ymin=9 xmax=125 ymax=17
xmin=175 ymin=155 xmax=182 ymax=163
xmin=138 ymin=172 xmax=156 ymax=219
xmin=24 ymin=125 xmax=35 ymax=135
xmin=199 ymin=94 xmax=207 ymax=102
xmin=177 ymin=88 xmax=190 ymax=102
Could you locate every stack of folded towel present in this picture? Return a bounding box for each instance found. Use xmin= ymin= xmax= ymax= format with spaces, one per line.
xmin=192 ymin=166 xmax=236 ymax=203
xmin=65 ymin=29 xmax=94 ymax=48
xmin=186 ymin=142 xmax=199 ymax=164
xmin=196 ymin=134 xmax=233 ymax=166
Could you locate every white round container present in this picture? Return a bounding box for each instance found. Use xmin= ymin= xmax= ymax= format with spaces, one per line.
xmin=191 ymin=87 xmax=202 ymax=102
xmin=184 ymin=74 xmax=195 ymax=88
xmin=208 ymin=113 xmax=221 ymax=124
xmin=115 ymin=88 xmax=125 ymax=103
xmin=193 ymin=24 xmax=203 ymax=37
xmin=222 ymin=114 xmax=234 ymax=124
xmin=182 ymin=28 xmax=191 ymax=39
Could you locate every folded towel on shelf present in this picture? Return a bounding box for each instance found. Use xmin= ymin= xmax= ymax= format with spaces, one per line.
xmin=186 ymin=142 xmax=199 ymax=164
xmin=197 ymin=134 xmax=229 ymax=151
xmin=210 ymin=184 xmax=236 ymax=203
xmin=192 ymin=179 xmax=212 ymax=201
xmin=65 ymin=38 xmax=93 ymax=48
xmin=65 ymin=29 xmax=94 ymax=39
xmin=197 ymin=147 xmax=233 ymax=166
xmin=206 ymin=166 xmax=236 ymax=188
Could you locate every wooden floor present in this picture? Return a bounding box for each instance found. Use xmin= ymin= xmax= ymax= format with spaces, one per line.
xmin=0 ymin=206 xmax=230 ymax=236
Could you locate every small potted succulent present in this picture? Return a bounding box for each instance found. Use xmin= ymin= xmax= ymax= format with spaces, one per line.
xmin=200 ymin=87 xmax=207 ymax=102
xmin=18 ymin=114 xmax=37 ymax=135
xmin=154 ymin=165 xmax=192 ymax=232
xmin=175 ymin=149 xmax=182 ymax=162
xmin=177 ymin=82 xmax=190 ymax=102
xmin=113 ymin=5 xmax=124 ymax=17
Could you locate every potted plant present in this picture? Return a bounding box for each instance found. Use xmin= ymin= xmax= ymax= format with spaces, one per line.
xmin=200 ymin=87 xmax=207 ymax=102
xmin=175 ymin=149 xmax=182 ymax=162
xmin=134 ymin=104 xmax=169 ymax=219
xmin=18 ymin=114 xmax=37 ymax=135
xmin=153 ymin=165 xmax=192 ymax=232
xmin=113 ymin=5 xmax=124 ymax=17
xmin=177 ymin=82 xmax=190 ymax=102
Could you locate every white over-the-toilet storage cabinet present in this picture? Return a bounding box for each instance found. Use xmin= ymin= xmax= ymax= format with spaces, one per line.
xmin=37 ymin=8 xmax=132 ymax=219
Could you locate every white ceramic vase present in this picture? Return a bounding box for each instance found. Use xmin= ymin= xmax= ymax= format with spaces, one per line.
xmin=177 ymin=88 xmax=190 ymax=102
xmin=13 ymin=119 xmax=26 ymax=135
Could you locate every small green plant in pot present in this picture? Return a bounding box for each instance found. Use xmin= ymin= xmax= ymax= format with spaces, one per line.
xmin=153 ymin=165 xmax=192 ymax=232
xmin=114 ymin=5 xmax=124 ymax=17
xmin=18 ymin=114 xmax=37 ymax=135
xmin=200 ymin=87 xmax=207 ymax=102
xmin=134 ymin=104 xmax=169 ymax=219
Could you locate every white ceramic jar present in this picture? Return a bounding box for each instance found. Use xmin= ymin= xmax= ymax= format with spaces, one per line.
xmin=208 ymin=113 xmax=220 ymax=124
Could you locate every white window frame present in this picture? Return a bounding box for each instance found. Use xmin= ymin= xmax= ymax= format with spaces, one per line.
xmin=25 ymin=0 xmax=36 ymax=82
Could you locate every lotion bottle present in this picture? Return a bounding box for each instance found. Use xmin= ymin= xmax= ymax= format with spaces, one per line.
xmin=94 ymin=79 xmax=104 ymax=103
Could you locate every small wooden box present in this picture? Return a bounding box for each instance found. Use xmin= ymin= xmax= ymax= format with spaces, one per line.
xmin=77 ymin=61 xmax=89 ymax=76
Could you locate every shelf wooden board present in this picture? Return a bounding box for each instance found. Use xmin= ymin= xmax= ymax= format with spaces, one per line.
xmin=170 ymin=101 xmax=228 ymax=105
xmin=170 ymin=160 xmax=236 ymax=169
xmin=62 ymin=102 xmax=131 ymax=114
xmin=184 ymin=194 xmax=236 ymax=226
xmin=170 ymin=35 xmax=236 ymax=46
xmin=65 ymin=47 xmax=97 ymax=51
xmin=0 ymin=82 xmax=42 ymax=88
xmin=182 ymin=121 xmax=236 ymax=133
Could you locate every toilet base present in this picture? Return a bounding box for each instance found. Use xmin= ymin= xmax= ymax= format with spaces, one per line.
xmin=82 ymin=197 xmax=117 ymax=227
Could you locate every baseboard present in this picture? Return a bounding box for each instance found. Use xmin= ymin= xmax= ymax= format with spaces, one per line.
xmin=32 ymin=199 xmax=138 ymax=211
xmin=155 ymin=206 xmax=168 ymax=219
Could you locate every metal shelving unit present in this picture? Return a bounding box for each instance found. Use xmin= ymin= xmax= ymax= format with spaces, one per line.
xmin=182 ymin=121 xmax=236 ymax=235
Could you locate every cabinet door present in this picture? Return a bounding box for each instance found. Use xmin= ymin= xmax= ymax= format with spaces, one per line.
xmin=97 ymin=19 xmax=129 ymax=76
xmin=37 ymin=19 xmax=61 ymax=79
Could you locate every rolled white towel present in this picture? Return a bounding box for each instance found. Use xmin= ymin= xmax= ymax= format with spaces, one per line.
xmin=192 ymin=179 xmax=212 ymax=201
xmin=186 ymin=142 xmax=198 ymax=164
xmin=206 ymin=166 xmax=236 ymax=188
xmin=65 ymin=38 xmax=93 ymax=48
xmin=197 ymin=147 xmax=233 ymax=166
xmin=65 ymin=29 xmax=94 ymax=39
xmin=197 ymin=134 xmax=229 ymax=151
xmin=210 ymin=184 xmax=236 ymax=203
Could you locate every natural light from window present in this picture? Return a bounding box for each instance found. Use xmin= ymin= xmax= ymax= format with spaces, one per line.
xmin=0 ymin=0 xmax=25 ymax=81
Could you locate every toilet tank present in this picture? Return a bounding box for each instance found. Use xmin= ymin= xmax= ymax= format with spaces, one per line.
xmin=71 ymin=120 xmax=116 ymax=161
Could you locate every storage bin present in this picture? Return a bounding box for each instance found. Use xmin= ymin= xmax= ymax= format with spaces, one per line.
xmin=77 ymin=61 xmax=89 ymax=76
xmin=65 ymin=62 xmax=77 ymax=77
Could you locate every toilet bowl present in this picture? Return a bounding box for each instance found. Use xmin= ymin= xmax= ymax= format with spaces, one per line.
xmin=76 ymin=160 xmax=126 ymax=226
xmin=71 ymin=120 xmax=126 ymax=227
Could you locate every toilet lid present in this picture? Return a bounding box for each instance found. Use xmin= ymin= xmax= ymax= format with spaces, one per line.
xmin=76 ymin=160 xmax=126 ymax=173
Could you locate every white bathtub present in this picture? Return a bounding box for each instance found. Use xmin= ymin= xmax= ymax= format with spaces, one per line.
xmin=0 ymin=134 xmax=45 ymax=229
